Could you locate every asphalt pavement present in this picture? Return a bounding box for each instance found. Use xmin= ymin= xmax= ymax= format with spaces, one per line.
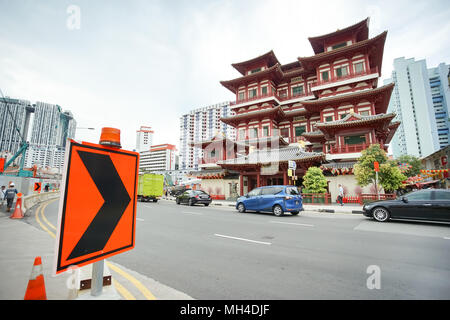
xmin=2 ymin=198 xmax=450 ymax=299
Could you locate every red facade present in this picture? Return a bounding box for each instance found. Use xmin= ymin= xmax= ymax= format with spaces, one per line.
xmin=196 ymin=18 xmax=399 ymax=196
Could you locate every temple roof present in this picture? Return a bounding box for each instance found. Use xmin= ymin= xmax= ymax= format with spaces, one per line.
xmin=299 ymin=31 xmax=387 ymax=73
xmin=220 ymin=63 xmax=284 ymax=93
xmin=217 ymin=146 xmax=325 ymax=168
xmin=231 ymin=50 xmax=280 ymax=75
xmin=301 ymin=83 xmax=394 ymax=114
xmin=308 ymin=18 xmax=370 ymax=54
xmin=316 ymin=112 xmax=395 ymax=128
xmin=220 ymin=106 xmax=285 ymax=127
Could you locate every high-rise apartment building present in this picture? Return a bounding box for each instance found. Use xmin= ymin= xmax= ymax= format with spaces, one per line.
xmin=384 ymin=57 xmax=440 ymax=158
xmin=428 ymin=63 xmax=450 ymax=149
xmin=24 ymin=102 xmax=76 ymax=171
xmin=139 ymin=144 xmax=177 ymax=172
xmin=0 ymin=97 xmax=33 ymax=156
xmin=136 ymin=126 xmax=154 ymax=152
xmin=179 ymin=101 xmax=235 ymax=170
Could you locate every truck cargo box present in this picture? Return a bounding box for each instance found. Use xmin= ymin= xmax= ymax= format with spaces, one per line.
xmin=138 ymin=173 xmax=164 ymax=202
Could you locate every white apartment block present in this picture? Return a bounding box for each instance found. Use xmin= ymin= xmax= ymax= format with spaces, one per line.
xmin=136 ymin=126 xmax=154 ymax=152
xmin=384 ymin=57 xmax=440 ymax=158
xmin=179 ymin=101 xmax=235 ymax=170
xmin=139 ymin=144 xmax=177 ymax=173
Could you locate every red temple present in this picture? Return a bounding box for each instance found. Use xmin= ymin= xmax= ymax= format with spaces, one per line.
xmin=192 ymin=18 xmax=399 ymax=200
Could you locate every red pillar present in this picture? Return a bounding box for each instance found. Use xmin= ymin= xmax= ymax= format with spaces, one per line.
xmin=239 ymin=174 xmax=244 ymax=196
xmin=283 ymin=168 xmax=288 ymax=185
xmin=257 ymin=170 xmax=261 ymax=188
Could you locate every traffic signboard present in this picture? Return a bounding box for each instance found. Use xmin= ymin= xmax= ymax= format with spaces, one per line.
xmin=34 ymin=182 xmax=41 ymax=192
xmin=54 ymin=140 xmax=139 ymax=274
xmin=288 ymin=160 xmax=296 ymax=170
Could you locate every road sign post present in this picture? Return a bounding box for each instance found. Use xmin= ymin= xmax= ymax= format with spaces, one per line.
xmin=54 ymin=128 xmax=139 ymax=298
xmin=374 ymin=161 xmax=380 ymax=200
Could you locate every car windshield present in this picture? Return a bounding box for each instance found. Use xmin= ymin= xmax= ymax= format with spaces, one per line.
xmin=194 ymin=190 xmax=207 ymax=195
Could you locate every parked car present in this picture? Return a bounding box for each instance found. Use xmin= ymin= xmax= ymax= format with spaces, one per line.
xmin=363 ymin=189 xmax=450 ymax=223
xmin=176 ymin=190 xmax=212 ymax=206
xmin=236 ymin=185 xmax=303 ymax=216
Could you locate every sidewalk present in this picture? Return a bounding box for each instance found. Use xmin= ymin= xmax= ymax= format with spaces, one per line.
xmin=162 ymin=197 xmax=363 ymax=214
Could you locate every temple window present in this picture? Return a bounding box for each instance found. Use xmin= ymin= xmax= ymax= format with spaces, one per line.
xmin=335 ymin=66 xmax=348 ymax=78
xmin=248 ymin=88 xmax=257 ymax=98
xmin=249 ymin=67 xmax=261 ymax=74
xmin=321 ymin=71 xmax=329 ymax=82
xmin=250 ymin=128 xmax=258 ymax=139
xmin=344 ymin=134 xmax=366 ymax=145
xmin=210 ymin=149 xmax=216 ymax=158
xmin=261 ymin=86 xmax=268 ymax=96
xmin=359 ymin=110 xmax=370 ymax=116
xmin=238 ymin=92 xmax=245 ymax=101
xmin=292 ymin=85 xmax=304 ymax=97
xmin=263 ymin=126 xmax=269 ymax=137
xmin=279 ymin=89 xmax=287 ymax=98
xmin=325 ymin=116 xmax=333 ymax=122
xmin=354 ymin=62 xmax=365 ymax=74
xmin=295 ymin=125 xmax=306 ymax=137
xmin=332 ymin=42 xmax=347 ymax=50
xmin=280 ymin=128 xmax=289 ymax=138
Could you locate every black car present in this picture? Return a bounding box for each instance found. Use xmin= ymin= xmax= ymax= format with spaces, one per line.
xmin=176 ymin=190 xmax=212 ymax=206
xmin=363 ymin=189 xmax=450 ymax=223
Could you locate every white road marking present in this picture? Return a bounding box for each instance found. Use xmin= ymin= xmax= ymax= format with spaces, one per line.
xmin=269 ymin=221 xmax=314 ymax=227
xmin=444 ymin=237 xmax=450 ymax=240
xmin=214 ymin=234 xmax=271 ymax=245
xmin=136 ymin=218 xmax=145 ymax=222
xmin=182 ymin=211 xmax=203 ymax=215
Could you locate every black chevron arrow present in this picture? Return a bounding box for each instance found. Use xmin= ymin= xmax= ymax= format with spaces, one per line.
xmin=68 ymin=151 xmax=131 ymax=260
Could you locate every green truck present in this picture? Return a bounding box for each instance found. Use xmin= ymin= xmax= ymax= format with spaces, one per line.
xmin=137 ymin=173 xmax=164 ymax=202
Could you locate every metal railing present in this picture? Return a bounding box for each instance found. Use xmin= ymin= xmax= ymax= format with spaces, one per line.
xmin=329 ymin=143 xmax=368 ymax=154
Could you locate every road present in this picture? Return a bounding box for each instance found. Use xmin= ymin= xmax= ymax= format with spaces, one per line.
xmin=28 ymin=198 xmax=450 ymax=299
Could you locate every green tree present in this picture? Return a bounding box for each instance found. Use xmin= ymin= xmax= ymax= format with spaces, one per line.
xmin=396 ymin=154 xmax=423 ymax=177
xmin=354 ymin=144 xmax=406 ymax=193
xmin=302 ymin=166 xmax=328 ymax=193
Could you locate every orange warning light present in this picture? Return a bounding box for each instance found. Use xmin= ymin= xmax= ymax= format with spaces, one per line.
xmin=99 ymin=127 xmax=121 ymax=148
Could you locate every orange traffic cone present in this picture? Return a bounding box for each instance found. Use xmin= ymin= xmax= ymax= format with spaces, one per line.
xmin=24 ymin=256 xmax=47 ymax=300
xmin=10 ymin=193 xmax=24 ymax=219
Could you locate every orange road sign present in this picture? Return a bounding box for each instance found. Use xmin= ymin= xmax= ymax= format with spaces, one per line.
xmin=54 ymin=140 xmax=139 ymax=274
xmin=34 ymin=182 xmax=41 ymax=192
xmin=374 ymin=161 xmax=380 ymax=172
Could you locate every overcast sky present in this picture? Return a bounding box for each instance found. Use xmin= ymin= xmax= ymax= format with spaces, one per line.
xmin=1 ymin=0 xmax=449 ymax=151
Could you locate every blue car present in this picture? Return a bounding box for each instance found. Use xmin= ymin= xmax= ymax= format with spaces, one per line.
xmin=236 ymin=185 xmax=303 ymax=216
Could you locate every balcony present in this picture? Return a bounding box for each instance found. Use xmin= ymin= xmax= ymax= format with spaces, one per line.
xmin=311 ymin=67 xmax=379 ymax=91
xmin=329 ymin=143 xmax=368 ymax=154
xmin=230 ymin=90 xmax=313 ymax=108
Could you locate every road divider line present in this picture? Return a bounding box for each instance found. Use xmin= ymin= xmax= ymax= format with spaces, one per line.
xmin=136 ymin=218 xmax=145 ymax=221
xmin=269 ymin=221 xmax=314 ymax=227
xmin=214 ymin=233 xmax=271 ymax=245
xmin=444 ymin=237 xmax=450 ymax=240
xmin=40 ymin=199 xmax=58 ymax=230
xmin=35 ymin=201 xmax=56 ymax=239
xmin=112 ymin=279 xmax=136 ymax=300
xmin=106 ymin=261 xmax=156 ymax=300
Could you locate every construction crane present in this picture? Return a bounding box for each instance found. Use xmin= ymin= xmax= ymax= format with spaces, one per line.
xmin=0 ymin=88 xmax=33 ymax=177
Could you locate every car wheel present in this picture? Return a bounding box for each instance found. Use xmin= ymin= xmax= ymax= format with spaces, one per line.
xmin=372 ymin=207 xmax=390 ymax=222
xmin=291 ymin=211 xmax=299 ymax=215
xmin=237 ymin=203 xmax=246 ymax=213
xmin=204 ymin=203 xmax=209 ymax=206
xmin=176 ymin=198 xmax=180 ymax=205
xmin=189 ymin=199 xmax=194 ymax=206
xmin=273 ymin=205 xmax=284 ymax=217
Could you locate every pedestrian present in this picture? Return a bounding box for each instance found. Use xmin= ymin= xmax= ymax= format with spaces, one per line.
xmin=337 ymin=184 xmax=344 ymax=206
xmin=0 ymin=186 xmax=6 ymax=209
xmin=4 ymin=183 xmax=18 ymax=212
xmin=44 ymin=184 xmax=49 ymax=192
